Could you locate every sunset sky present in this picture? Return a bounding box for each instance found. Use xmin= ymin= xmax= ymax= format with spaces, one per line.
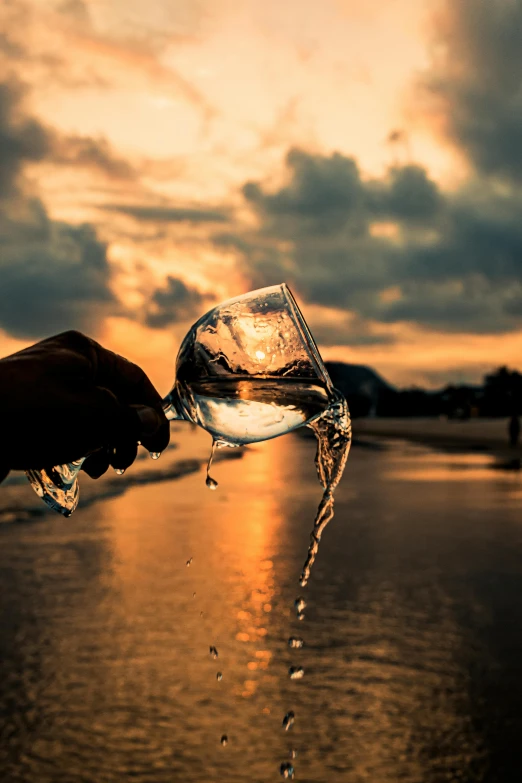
xmin=1 ymin=0 xmax=522 ymax=390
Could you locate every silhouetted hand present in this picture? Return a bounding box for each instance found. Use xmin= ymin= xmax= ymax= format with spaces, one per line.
xmin=0 ymin=331 xmax=170 ymax=483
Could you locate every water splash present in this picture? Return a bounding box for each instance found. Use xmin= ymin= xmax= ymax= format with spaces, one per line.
xmin=300 ymin=391 xmax=351 ymax=587
xmin=206 ymin=440 xmax=219 ymax=490
xmin=289 ymin=666 xmax=305 ymax=680
xmin=282 ymin=711 xmax=295 ymax=731
xmin=288 ymin=637 xmax=304 ymax=649
xmin=294 ymin=597 xmax=306 ymax=614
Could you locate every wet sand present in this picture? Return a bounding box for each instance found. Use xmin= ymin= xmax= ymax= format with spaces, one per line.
xmin=354 ymin=416 xmax=522 ymax=461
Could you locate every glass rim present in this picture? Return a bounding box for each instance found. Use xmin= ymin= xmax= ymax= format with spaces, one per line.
xmin=280 ymin=283 xmax=333 ymax=391
xmin=176 ymin=282 xmax=333 ymax=388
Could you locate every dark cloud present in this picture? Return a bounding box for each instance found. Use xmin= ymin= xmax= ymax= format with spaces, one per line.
xmin=307 ymin=316 xmax=395 ymax=347
xmin=144 ymin=276 xmax=213 ymax=328
xmin=0 ymin=80 xmax=50 ymax=197
xmin=0 ymin=82 xmax=134 ymax=184
xmin=421 ymin=0 xmax=522 ymax=182
xmin=243 ymin=148 xmax=365 ymax=235
xmin=370 ymin=165 xmax=442 ymax=223
xmin=243 ymin=151 xmax=441 ymax=238
xmin=103 ymin=204 xmax=229 ymax=223
xmin=52 ymin=134 xmax=136 ymax=179
xmin=222 ymin=147 xmax=522 ymax=337
xmin=0 ymin=79 xmax=117 ymax=340
xmin=0 ymin=218 xmax=117 ymax=339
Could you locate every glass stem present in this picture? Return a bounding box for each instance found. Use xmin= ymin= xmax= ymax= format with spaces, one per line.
xmin=162 ymin=388 xmax=185 ymax=422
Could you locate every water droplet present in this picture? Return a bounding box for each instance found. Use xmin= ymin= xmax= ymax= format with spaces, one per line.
xmin=282 ymin=711 xmax=295 ymax=731
xmin=114 ymin=467 xmax=125 ymax=475
xmin=149 ymin=451 xmax=161 ymax=460
xmin=280 ymin=762 xmax=295 ymax=778
xmin=289 ymin=666 xmax=305 ymax=680
xmin=192 ymin=591 xmax=196 ymax=598
xmin=220 ymin=735 xmax=228 ymax=746
xmin=186 ymin=558 xmax=193 ymax=567
xmin=294 ymin=597 xmax=306 ymax=614
xmin=289 ymin=749 xmax=298 ymax=759
xmin=206 ymin=475 xmax=218 ymax=490
xmin=200 ymin=611 xmax=204 ymax=617
xmin=209 ymin=645 xmax=219 ymax=659
xmin=217 ymin=672 xmax=223 ymax=681
xmin=297 ymin=611 xmax=305 ymax=621
xmin=288 ymin=637 xmax=304 ymax=649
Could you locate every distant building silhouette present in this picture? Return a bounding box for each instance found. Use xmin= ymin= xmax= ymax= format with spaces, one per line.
xmin=324 ymin=362 xmax=522 ymax=421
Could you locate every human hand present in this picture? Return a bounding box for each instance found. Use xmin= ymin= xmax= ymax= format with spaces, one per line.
xmin=0 ymin=331 xmax=169 ymax=482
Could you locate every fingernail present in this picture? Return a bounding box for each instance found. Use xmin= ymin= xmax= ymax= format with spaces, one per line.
xmin=135 ymin=406 xmax=162 ymax=437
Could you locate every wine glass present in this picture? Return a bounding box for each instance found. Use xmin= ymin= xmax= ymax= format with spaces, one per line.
xmin=26 ymin=284 xmax=336 ymax=516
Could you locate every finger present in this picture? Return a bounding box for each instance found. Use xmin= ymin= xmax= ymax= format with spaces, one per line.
xmin=82 ymin=449 xmax=110 ymax=479
xmin=139 ymin=419 xmax=170 ymax=454
xmin=77 ymin=337 xmax=170 ymax=454
xmin=110 ymin=439 xmax=138 ymax=472
xmin=89 ymin=341 xmax=164 ymax=412
xmin=131 ymin=405 xmax=171 ymax=454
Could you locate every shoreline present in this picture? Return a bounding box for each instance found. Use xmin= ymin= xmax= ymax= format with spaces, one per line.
xmin=352 ymin=416 xmax=522 ymax=462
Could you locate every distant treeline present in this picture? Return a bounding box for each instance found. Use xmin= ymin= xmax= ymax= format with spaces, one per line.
xmin=325 ymin=363 xmax=522 ymax=420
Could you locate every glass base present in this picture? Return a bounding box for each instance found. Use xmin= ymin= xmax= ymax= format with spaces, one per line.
xmin=26 ymin=466 xmax=80 ymax=517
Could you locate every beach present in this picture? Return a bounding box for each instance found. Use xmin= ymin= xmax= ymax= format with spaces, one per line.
xmin=2 ymin=426 xmax=522 ymax=780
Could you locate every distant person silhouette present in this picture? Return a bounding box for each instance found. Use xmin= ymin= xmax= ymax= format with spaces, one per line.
xmin=0 ymin=331 xmax=170 ymax=485
xmin=509 ymin=413 xmax=520 ymax=448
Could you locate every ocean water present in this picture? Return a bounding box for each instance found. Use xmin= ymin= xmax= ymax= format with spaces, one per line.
xmin=1 ymin=427 xmax=522 ymax=781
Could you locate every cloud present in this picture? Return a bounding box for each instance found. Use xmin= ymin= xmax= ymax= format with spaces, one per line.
xmin=0 ymin=80 xmax=50 ymax=198
xmin=243 ymin=149 xmax=441 ymax=239
xmin=103 ymin=204 xmax=229 ymax=223
xmin=0 ymin=217 xmax=117 ymax=339
xmin=0 ymin=0 xmax=215 ymax=114
xmin=0 ymin=32 xmax=24 ymax=59
xmin=51 ymin=134 xmax=136 ymax=179
xmin=57 ymin=0 xmax=91 ymax=26
xmin=0 ymin=79 xmax=117 ymax=340
xmin=220 ymin=147 xmax=522 ymax=338
xmin=420 ymin=0 xmax=522 ymax=183
xmin=144 ymin=276 xmax=213 ymax=328
xmin=303 ymin=306 xmax=396 ymax=347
